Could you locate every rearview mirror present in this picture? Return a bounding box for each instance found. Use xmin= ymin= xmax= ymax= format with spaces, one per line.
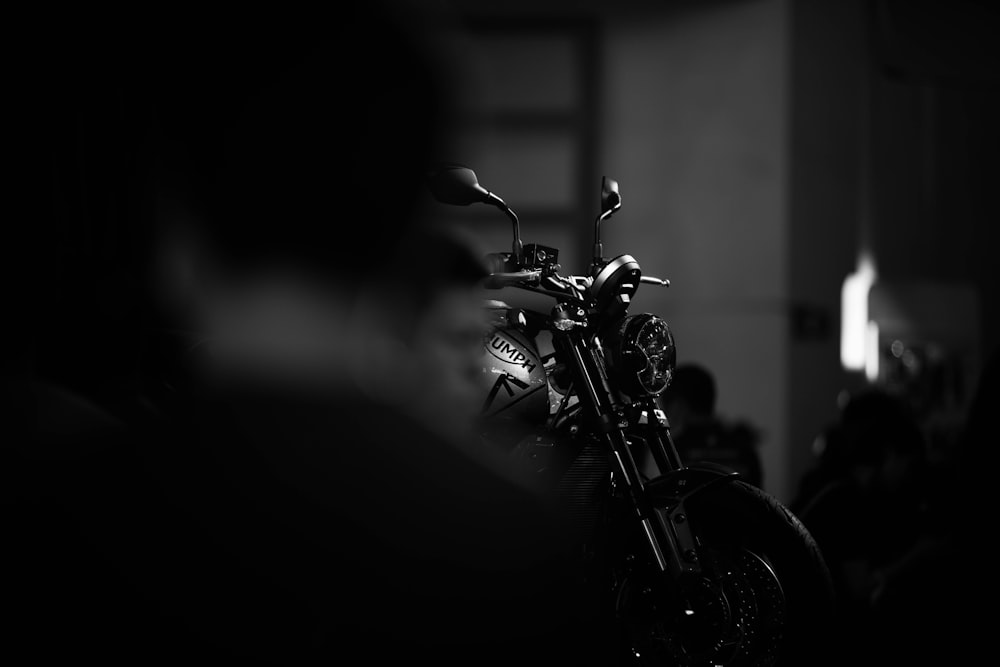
xmin=427 ymin=164 xmax=491 ymax=206
xmin=426 ymin=163 xmax=524 ymax=266
xmin=601 ymin=176 xmax=621 ymax=215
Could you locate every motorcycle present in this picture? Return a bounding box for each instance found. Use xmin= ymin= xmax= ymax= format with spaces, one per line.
xmin=427 ymin=164 xmax=834 ymax=667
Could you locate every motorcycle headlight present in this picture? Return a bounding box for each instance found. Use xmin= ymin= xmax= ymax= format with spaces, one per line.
xmin=608 ymin=313 xmax=676 ymax=398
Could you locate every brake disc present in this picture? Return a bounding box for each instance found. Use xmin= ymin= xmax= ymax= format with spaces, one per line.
xmin=620 ymin=547 xmax=786 ymax=667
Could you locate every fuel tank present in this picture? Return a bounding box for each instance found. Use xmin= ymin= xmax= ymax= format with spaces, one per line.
xmin=479 ymin=302 xmax=549 ymax=447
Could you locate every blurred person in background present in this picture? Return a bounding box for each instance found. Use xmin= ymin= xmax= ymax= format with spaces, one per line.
xmin=890 ymin=346 xmax=1000 ymax=664
xmin=789 ymin=422 xmax=851 ymax=518
xmin=650 ymin=363 xmax=764 ymax=487
xmin=793 ymin=388 xmax=942 ymax=665
xmin=8 ymin=4 xmax=601 ymax=665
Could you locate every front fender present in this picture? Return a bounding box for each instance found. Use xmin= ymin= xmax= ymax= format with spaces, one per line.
xmin=623 ymin=464 xmax=740 ymax=580
xmin=644 ymin=463 xmax=740 ymax=511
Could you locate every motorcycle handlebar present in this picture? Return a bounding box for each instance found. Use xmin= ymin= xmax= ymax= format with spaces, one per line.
xmin=483 ymin=270 xmax=542 ymax=290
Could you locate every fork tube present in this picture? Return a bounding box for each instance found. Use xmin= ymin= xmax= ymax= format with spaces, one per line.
xmin=554 ymin=330 xmax=677 ymax=573
xmin=642 ymin=398 xmax=684 ymax=474
xmin=555 ymin=332 xmax=643 ymax=490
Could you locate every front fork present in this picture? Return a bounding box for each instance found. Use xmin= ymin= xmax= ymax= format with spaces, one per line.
xmin=554 ymin=330 xmax=708 ymax=583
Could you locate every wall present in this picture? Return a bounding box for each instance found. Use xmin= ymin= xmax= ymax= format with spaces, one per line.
xmin=601 ymin=0 xmax=792 ymax=500
xmin=787 ymin=0 xmax=868 ymax=501
xmin=868 ymin=0 xmax=1000 ymax=366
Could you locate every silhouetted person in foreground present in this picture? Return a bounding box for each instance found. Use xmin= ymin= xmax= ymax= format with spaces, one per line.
xmin=8 ymin=6 xmax=602 ymax=665
xmin=654 ymin=363 xmax=763 ymax=488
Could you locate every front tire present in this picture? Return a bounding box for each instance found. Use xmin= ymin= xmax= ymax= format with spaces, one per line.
xmin=617 ymin=480 xmax=835 ymax=666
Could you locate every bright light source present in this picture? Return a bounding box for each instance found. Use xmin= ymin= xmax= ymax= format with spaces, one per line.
xmin=840 ymin=252 xmax=877 ymax=371
xmin=865 ymin=321 xmax=880 ymax=383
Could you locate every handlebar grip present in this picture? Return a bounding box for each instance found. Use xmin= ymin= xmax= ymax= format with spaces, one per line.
xmin=483 ymin=270 xmax=541 ymax=290
xmin=485 ymin=252 xmax=512 ymax=274
xmin=639 ymin=276 xmax=670 ymax=287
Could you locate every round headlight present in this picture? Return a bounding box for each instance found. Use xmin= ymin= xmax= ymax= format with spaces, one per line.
xmin=608 ymin=313 xmax=676 ymax=398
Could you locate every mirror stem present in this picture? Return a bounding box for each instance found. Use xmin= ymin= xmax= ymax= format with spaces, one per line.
xmin=486 ymin=192 xmax=523 ymax=267
xmin=592 ymin=207 xmax=617 ymax=264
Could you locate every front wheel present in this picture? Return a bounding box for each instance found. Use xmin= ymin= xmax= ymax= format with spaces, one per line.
xmin=615 ymin=480 xmax=835 ymax=667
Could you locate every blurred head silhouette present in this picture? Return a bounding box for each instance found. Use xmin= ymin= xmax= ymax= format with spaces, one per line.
xmin=349 ymin=231 xmax=490 ymax=442
xmin=838 ymin=389 xmax=926 ymax=495
xmin=145 ymin=3 xmax=485 ymax=419
xmin=662 ymin=363 xmax=717 ymax=434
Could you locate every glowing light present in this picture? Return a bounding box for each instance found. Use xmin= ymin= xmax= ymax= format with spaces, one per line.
xmin=865 ymin=321 xmax=880 ymax=383
xmin=840 ymin=252 xmax=877 ymax=371
xmin=684 ymin=609 xmax=695 ymax=616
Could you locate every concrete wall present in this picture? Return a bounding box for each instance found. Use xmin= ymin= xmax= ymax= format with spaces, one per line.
xmin=601 ymin=0 xmax=792 ymax=500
